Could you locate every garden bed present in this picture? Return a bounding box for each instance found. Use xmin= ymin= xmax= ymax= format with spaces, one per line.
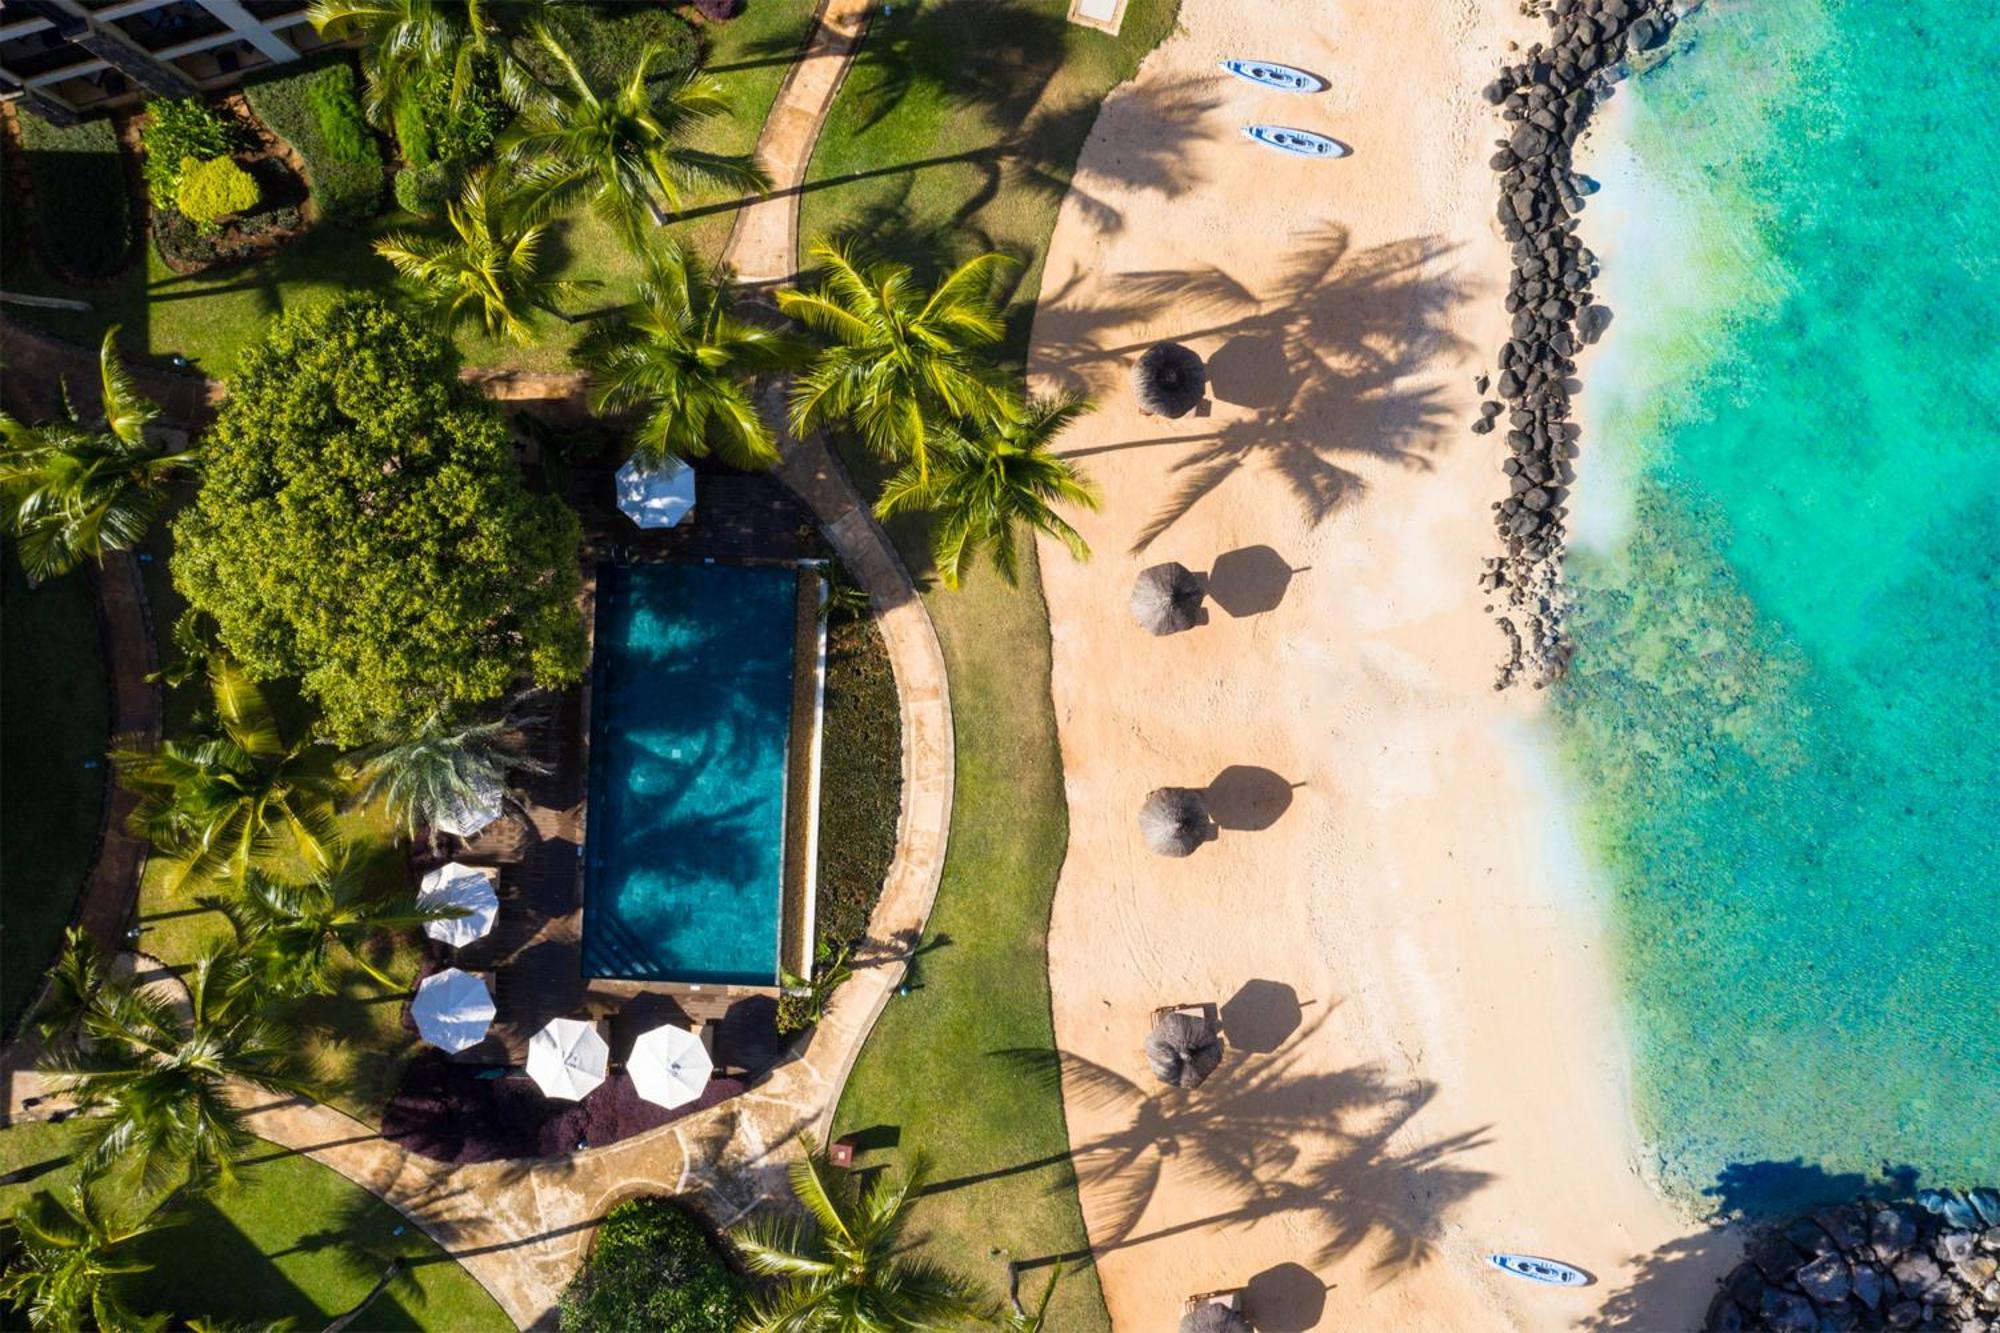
xmin=148 ymin=95 xmax=313 ymax=274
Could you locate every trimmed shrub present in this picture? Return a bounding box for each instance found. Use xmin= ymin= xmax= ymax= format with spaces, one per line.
xmin=13 ymin=112 xmax=130 ymax=279
xmin=557 ymin=1198 xmax=745 ymax=1333
xmin=140 ymin=98 xmax=238 ymax=198
xmin=244 ymin=62 xmax=384 ymax=223
xmin=520 ymin=5 xmax=700 ymax=89
xmin=395 ymin=60 xmax=511 ymax=168
xmin=174 ymin=156 xmax=260 ymax=229
xmin=393 ymin=161 xmax=456 ymax=218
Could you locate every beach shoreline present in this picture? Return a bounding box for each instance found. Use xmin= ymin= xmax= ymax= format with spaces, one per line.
xmin=1026 ymin=0 xmax=1732 ymax=1326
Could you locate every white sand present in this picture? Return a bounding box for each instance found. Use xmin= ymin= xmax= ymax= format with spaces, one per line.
xmin=1028 ymin=0 xmax=1732 ymax=1327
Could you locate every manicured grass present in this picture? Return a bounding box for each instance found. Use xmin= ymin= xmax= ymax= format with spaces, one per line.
xmin=798 ymin=0 xmax=1180 ymax=361
xmin=0 ymin=1122 xmax=509 ymax=1330
xmin=817 ymin=5 xmax=1180 ymax=1327
xmin=0 ymin=551 xmax=110 ymax=1034
xmin=3 ymin=1 xmax=818 ymax=378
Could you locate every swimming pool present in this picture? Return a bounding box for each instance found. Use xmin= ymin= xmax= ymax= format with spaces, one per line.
xmin=581 ymin=562 xmax=803 ymax=985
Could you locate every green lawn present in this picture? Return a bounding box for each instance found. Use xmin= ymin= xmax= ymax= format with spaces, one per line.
xmin=5 ymin=1 xmax=818 ymax=379
xmin=0 ymin=1121 xmax=509 ymax=1330
xmin=818 ymin=6 xmax=1181 ymax=1327
xmin=0 ymin=550 xmax=109 ymax=1034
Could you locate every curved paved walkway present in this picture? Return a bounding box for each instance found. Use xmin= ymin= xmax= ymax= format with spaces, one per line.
xmin=3 ymin=2 xmax=959 ymax=1324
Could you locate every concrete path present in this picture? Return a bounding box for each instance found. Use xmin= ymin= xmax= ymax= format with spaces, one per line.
xmin=2 ymin=3 xmax=963 ymax=1324
xmin=721 ymin=0 xmax=876 ymax=285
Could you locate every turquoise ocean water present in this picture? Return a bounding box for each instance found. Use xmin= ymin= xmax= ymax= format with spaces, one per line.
xmin=1558 ymin=0 xmax=2000 ymax=1214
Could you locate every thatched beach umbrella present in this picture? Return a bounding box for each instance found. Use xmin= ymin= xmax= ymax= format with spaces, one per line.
xmin=1179 ymin=1304 xmax=1252 ymax=1333
xmin=1133 ymin=341 xmax=1206 ymax=418
xmin=1130 ymin=561 xmax=1206 ymax=635
xmin=1147 ymin=1010 xmax=1224 ymax=1089
xmin=1139 ymin=786 xmax=1213 ymax=857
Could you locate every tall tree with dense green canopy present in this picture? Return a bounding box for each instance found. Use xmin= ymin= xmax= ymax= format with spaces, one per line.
xmin=875 ymin=391 xmax=1100 ymax=590
xmin=116 ymin=655 xmax=343 ymax=893
xmin=503 ymin=28 xmax=769 ymax=252
xmin=205 ymin=860 xmax=449 ymax=997
xmin=0 ymin=327 xmax=196 ymax=580
xmin=171 ymin=298 xmax=585 ymax=745
xmin=777 ymin=242 xmax=1014 ymax=482
xmin=0 ymin=1178 xmax=179 ymax=1332
xmin=572 ymin=241 xmax=808 ymax=469
xmin=732 ymin=1139 xmax=996 ymax=1331
xmin=39 ymin=939 xmax=307 ymax=1193
xmin=373 ymin=167 xmax=580 ymax=345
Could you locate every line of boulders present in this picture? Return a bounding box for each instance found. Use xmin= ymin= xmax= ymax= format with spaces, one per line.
xmin=1474 ymin=0 xmax=1675 ymax=689
xmin=1707 ymin=1189 xmax=2000 ymax=1332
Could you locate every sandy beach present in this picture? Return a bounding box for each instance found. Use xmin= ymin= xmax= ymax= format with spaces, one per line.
xmin=1027 ymin=0 xmax=1730 ymax=1327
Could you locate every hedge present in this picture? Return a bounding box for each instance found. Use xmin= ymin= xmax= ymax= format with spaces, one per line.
xmin=243 ymin=61 xmax=382 ymax=222
xmin=13 ymin=112 xmax=130 ymax=279
xmin=815 ymin=604 xmax=901 ymax=953
xmin=557 ymin=1198 xmax=746 ymax=1333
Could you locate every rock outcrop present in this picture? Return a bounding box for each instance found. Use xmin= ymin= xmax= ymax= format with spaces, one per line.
xmin=1477 ymin=0 xmax=1680 ymax=689
xmin=1706 ymin=1190 xmax=2000 ymax=1331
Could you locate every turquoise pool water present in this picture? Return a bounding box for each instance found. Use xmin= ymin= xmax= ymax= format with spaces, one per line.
xmin=1561 ymin=0 xmax=2000 ymax=1215
xmin=582 ymin=562 xmax=799 ymax=985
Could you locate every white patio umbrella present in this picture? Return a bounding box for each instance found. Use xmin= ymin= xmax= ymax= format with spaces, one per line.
xmin=526 ymin=1017 xmax=609 ymax=1101
xmin=627 ymin=1023 xmax=713 ymax=1110
xmin=416 ymin=862 xmax=499 ymax=947
xmin=615 ymin=456 xmax=696 ymax=529
xmin=434 ymin=775 xmax=503 ymax=839
xmin=410 ymin=968 xmax=495 ymax=1054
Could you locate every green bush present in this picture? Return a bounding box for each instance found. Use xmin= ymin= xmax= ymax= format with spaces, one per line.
xmin=13 ymin=112 xmax=130 ymax=279
xmin=244 ymin=62 xmax=383 ymax=223
xmin=393 ymin=161 xmax=457 ymax=218
xmin=395 ymin=60 xmax=511 ymax=168
xmin=140 ymin=98 xmax=239 ymax=198
xmin=174 ymin=156 xmax=260 ymax=229
xmin=171 ymin=297 xmax=585 ymax=743
xmin=520 ymin=5 xmax=700 ymax=89
xmin=558 ymin=1198 xmax=745 ymax=1333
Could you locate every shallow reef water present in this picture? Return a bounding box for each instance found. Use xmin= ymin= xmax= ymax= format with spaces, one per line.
xmin=1556 ymin=0 xmax=2000 ymax=1215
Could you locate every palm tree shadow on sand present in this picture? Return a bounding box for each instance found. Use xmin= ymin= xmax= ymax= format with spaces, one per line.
xmin=941 ymin=1009 xmax=1492 ymax=1281
xmin=1035 ymin=224 xmax=1472 ymax=552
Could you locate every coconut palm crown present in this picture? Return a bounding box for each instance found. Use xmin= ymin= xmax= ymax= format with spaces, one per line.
xmin=732 ymin=1137 xmax=996 ymax=1331
xmin=0 ymin=1178 xmax=181 ymax=1332
xmin=876 ymin=390 xmax=1100 ymax=590
xmin=342 ymin=706 xmax=540 ymax=840
xmin=503 ymin=28 xmax=770 ymax=252
xmin=777 ymin=242 xmax=1015 ymax=481
xmin=373 ymin=168 xmax=582 ymax=345
xmin=116 ymin=655 xmax=343 ymax=892
xmin=39 ymin=940 xmax=306 ymax=1193
xmin=572 ymin=241 xmax=809 ymax=469
xmin=204 ymin=859 xmax=451 ymax=997
xmin=0 ymin=327 xmax=195 ymax=580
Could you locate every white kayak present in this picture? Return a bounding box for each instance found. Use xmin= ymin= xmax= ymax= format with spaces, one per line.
xmin=1220 ymin=59 xmax=1328 ymax=93
xmin=1242 ymin=125 xmax=1349 ymax=159
xmin=1490 ymin=1254 xmax=1593 ymax=1287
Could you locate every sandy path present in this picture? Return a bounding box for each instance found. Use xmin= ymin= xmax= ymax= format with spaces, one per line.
xmin=1028 ymin=1 xmax=1726 ymax=1328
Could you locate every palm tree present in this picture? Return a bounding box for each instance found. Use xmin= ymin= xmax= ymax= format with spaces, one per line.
xmin=116 ymin=655 xmax=343 ymax=892
xmin=875 ymin=391 xmax=1100 ymax=590
xmin=373 ymin=168 xmax=581 ymax=344
xmin=40 ymin=940 xmax=306 ymax=1192
xmin=0 ymin=326 xmax=195 ymax=580
xmin=778 ymin=242 xmax=1015 ymax=481
xmin=204 ymin=860 xmax=449 ymax=997
xmin=503 ymin=28 xmax=769 ymax=252
xmin=307 ymin=0 xmax=521 ymax=129
xmin=733 ymin=1138 xmax=995 ymax=1331
xmin=341 ymin=705 xmax=541 ymax=841
xmin=1000 ymin=1260 xmax=1064 ymax=1332
xmin=572 ymin=241 xmax=808 ymax=469
xmin=0 ymin=1178 xmax=180 ymax=1331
